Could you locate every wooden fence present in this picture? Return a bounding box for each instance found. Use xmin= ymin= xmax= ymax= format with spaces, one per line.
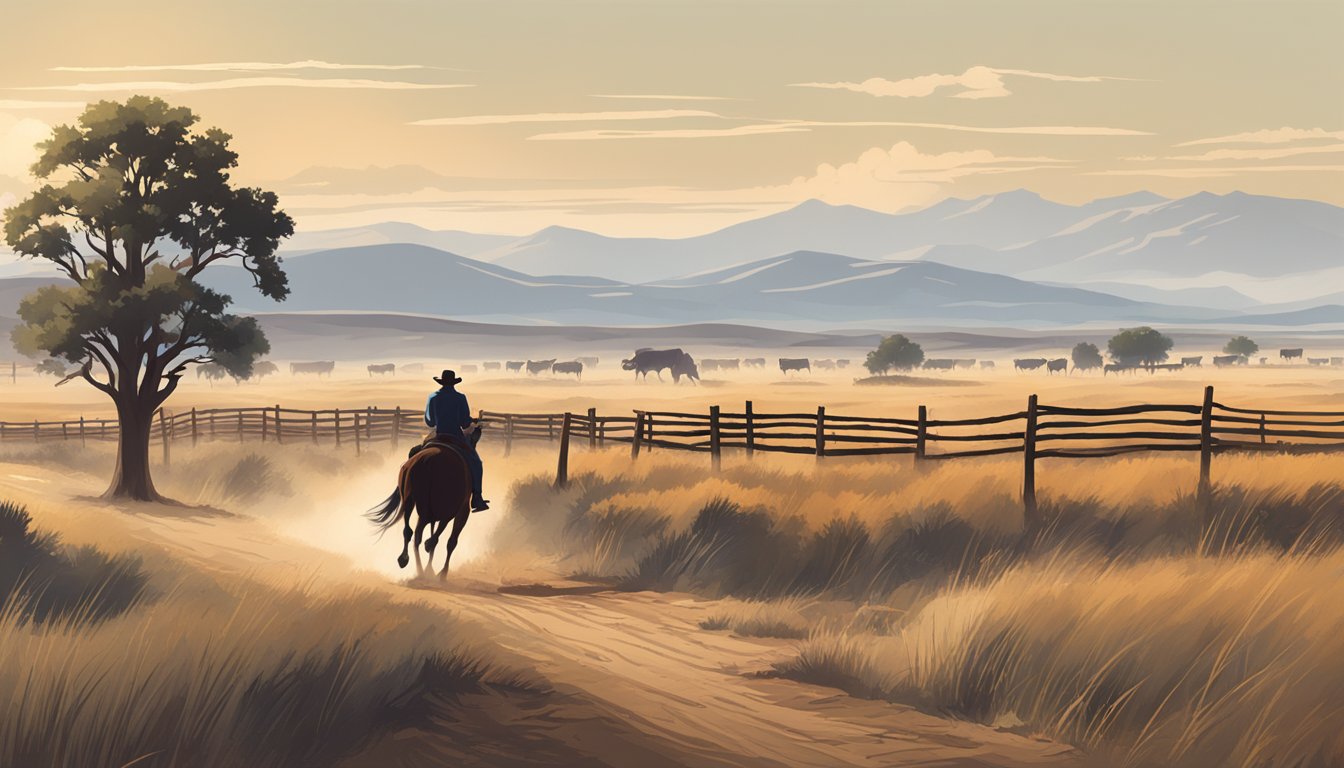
xmin=3 ymin=387 xmax=1342 ymax=520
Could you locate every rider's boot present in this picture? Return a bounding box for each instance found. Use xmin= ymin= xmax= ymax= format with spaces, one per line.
xmin=471 ymin=492 xmax=490 ymax=512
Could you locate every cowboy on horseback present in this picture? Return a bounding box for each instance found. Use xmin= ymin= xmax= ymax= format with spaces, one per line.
xmin=425 ymin=369 xmax=489 ymax=512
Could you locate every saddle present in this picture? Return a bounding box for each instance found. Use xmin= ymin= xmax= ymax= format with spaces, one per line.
xmin=408 ymin=438 xmax=471 ymax=466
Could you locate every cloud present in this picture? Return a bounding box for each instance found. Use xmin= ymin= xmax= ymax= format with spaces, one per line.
xmin=22 ymin=77 xmax=467 ymax=92
xmin=529 ymin=119 xmax=1151 ymax=140
xmin=51 ymin=60 xmax=432 ymax=72
xmin=1090 ymin=165 xmax=1344 ymax=178
xmin=0 ymin=114 xmax=52 ymax=177
xmin=590 ymin=94 xmax=734 ymax=101
xmin=1170 ymin=144 xmax=1344 ymax=162
xmin=410 ymin=109 xmax=719 ymax=126
xmin=791 ymin=65 xmax=1137 ymax=99
xmin=1177 ymin=127 xmax=1344 ymax=147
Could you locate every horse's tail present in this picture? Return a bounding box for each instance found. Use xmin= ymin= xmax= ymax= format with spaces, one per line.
xmin=365 ymin=487 xmax=403 ymax=534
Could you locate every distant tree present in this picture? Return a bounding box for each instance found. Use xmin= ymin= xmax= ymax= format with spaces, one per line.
xmin=1070 ymin=342 xmax=1103 ymax=371
xmin=4 ymin=97 xmax=292 ymax=501
xmin=1224 ymin=335 xmax=1259 ymax=359
xmin=1106 ymin=327 xmax=1174 ymax=366
xmin=864 ymin=334 xmax=924 ymax=374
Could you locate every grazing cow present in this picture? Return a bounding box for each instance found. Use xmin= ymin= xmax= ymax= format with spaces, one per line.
xmin=291 ymin=361 xmax=335 ymax=377
xmin=953 ymin=359 xmax=976 ymax=369
xmin=700 ymin=358 xmax=740 ymax=372
xmin=1103 ymin=363 xmax=1132 ymax=376
xmin=1332 ymin=357 xmax=1344 ymax=366
xmin=552 ymin=361 xmax=583 ymax=379
xmin=979 ymin=360 xmax=996 ymax=369
xmin=483 ymin=362 xmax=501 ymax=371
xmin=779 ymin=358 xmax=810 ymax=374
xmin=576 ymin=356 xmax=599 ymax=369
xmin=1181 ymin=356 xmax=1203 ymax=367
xmin=1281 ymin=348 xmax=1304 ymax=361
xmin=814 ymin=359 xmax=837 ymax=370
xmin=249 ymin=361 xmax=279 ymax=381
xmin=460 ymin=364 xmax=478 ymax=373
xmin=506 ymin=361 xmax=525 ymax=373
xmin=622 ymin=348 xmax=700 ymax=383
xmin=1212 ymin=354 xmax=1243 ymax=367
xmin=1152 ymin=363 xmax=1184 ymax=372
xmin=743 ymin=358 xmax=767 ymax=368
xmin=526 ymin=359 xmax=557 ymax=375
xmin=1046 ymin=358 xmax=1068 ymax=375
xmin=401 ymin=363 xmax=425 ymax=375
xmin=922 ymin=359 xmax=956 ymax=371
xmin=1013 ymin=358 xmax=1048 ymax=371
xmin=837 ymin=359 xmax=851 ymax=369
xmin=1308 ymin=357 xmax=1329 ymax=366
xmin=368 ymin=363 xmax=396 ymax=377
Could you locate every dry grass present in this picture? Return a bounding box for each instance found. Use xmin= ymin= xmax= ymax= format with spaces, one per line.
xmin=501 ymin=449 xmax=1344 ymax=766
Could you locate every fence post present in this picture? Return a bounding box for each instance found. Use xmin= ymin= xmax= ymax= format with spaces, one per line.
xmin=261 ymin=408 xmax=268 ymax=442
xmin=745 ymin=400 xmax=755 ymax=458
xmin=1199 ymin=385 xmax=1214 ymax=502
xmin=709 ymin=405 xmax=722 ymax=471
xmin=236 ymin=411 xmax=243 ymax=442
xmin=274 ymin=405 xmax=283 ymax=444
xmin=916 ymin=405 xmax=928 ymax=464
xmin=210 ymin=410 xmax=216 ymax=439
xmin=588 ymin=407 xmax=597 ymax=449
xmin=365 ymin=406 xmax=373 ymax=440
xmin=62 ymin=422 xmax=68 ymax=441
xmin=646 ymin=414 xmax=655 ymax=453
xmin=504 ymin=415 xmax=514 ymax=457
xmin=555 ymin=412 xmax=573 ymax=488
xmin=1258 ymin=411 xmax=1266 ymax=445
xmin=354 ymin=412 xmax=362 ymax=456
xmin=335 ymin=408 xmax=342 ymax=447
xmin=79 ymin=416 xmax=86 ymax=448
xmin=1023 ymin=394 xmax=1038 ymax=525
xmin=310 ymin=411 xmax=318 ymax=445
xmin=159 ymin=409 xmax=171 ymax=467
xmin=33 ymin=419 xmax=39 ymax=442
xmin=191 ymin=408 xmax=199 ymax=447
xmin=815 ymin=405 xmax=826 ymax=460
xmin=548 ymin=414 xmax=555 ymax=441
xmin=631 ymin=412 xmax=646 ymax=459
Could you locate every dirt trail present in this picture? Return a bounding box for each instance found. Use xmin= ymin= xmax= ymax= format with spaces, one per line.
xmin=0 ymin=465 xmax=1076 ymax=767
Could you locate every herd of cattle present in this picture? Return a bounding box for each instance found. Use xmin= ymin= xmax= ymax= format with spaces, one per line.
xmin=200 ymin=346 xmax=1343 ymax=385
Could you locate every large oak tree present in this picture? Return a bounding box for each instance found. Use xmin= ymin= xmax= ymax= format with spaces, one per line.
xmin=4 ymin=97 xmax=292 ymax=501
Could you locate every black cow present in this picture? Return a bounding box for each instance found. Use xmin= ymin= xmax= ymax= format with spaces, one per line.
xmin=552 ymin=361 xmax=583 ymax=379
xmin=1212 ymin=354 xmax=1243 ymax=367
xmin=1181 ymin=356 xmax=1203 ymax=367
xmin=779 ymin=358 xmax=810 ymax=374
xmin=1281 ymin=348 xmax=1304 ymax=361
xmin=527 ymin=359 xmax=557 ymax=375
xmin=836 ymin=359 xmax=851 ymax=369
xmin=1013 ymin=358 xmax=1047 ymax=371
xmin=1046 ymin=358 xmax=1067 ymax=375
xmin=1308 ymin=357 xmax=1329 ymax=366
xmin=622 ymin=348 xmax=700 ymax=383
xmin=506 ymin=361 xmax=525 ymax=373
xmin=291 ymin=361 xmax=335 ymax=377
xmin=367 ymin=363 xmax=395 ymax=377
xmin=922 ymin=359 xmax=956 ymax=371
xmin=483 ymin=362 xmax=501 ymax=371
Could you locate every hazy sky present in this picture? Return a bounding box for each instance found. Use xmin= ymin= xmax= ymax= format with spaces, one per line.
xmin=1 ymin=0 xmax=1341 ymax=236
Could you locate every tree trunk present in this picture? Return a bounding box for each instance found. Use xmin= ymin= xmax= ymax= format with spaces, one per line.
xmin=103 ymin=397 xmax=161 ymax=501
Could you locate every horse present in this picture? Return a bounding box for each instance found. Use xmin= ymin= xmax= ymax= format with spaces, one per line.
xmin=366 ymin=432 xmax=479 ymax=579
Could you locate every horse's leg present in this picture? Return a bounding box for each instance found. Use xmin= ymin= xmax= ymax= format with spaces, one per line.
xmin=425 ymin=519 xmax=445 ymax=552
xmin=396 ymin=490 xmax=414 ymax=570
xmin=413 ymin=518 xmax=428 ymax=576
xmin=439 ymin=511 xmax=470 ymax=581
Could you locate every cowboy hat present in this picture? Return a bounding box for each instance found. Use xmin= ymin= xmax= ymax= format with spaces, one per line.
xmin=433 ymin=369 xmax=463 ymax=386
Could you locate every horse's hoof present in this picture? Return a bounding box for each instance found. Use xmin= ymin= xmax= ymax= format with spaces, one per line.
xmin=397 ymin=554 xmax=409 ymax=568
xmin=425 ymin=539 xmax=438 ymax=553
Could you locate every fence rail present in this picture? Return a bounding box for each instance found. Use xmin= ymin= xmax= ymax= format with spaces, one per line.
xmin=3 ymin=387 xmax=1342 ymax=521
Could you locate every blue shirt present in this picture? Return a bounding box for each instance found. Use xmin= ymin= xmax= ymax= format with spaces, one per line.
xmin=425 ymin=387 xmax=472 ymax=433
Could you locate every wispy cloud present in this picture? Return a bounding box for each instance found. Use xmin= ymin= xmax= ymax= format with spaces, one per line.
xmin=410 ymin=109 xmax=719 ymax=126
xmin=1176 ymin=127 xmax=1344 ymax=147
xmin=791 ymin=65 xmax=1138 ymax=99
xmin=51 ymin=60 xmax=432 ymax=72
xmin=1170 ymin=144 xmax=1344 ymax=162
xmin=22 ymin=77 xmax=468 ymax=92
xmin=0 ymin=99 xmax=86 ymax=110
xmin=530 ymin=119 xmax=1151 ymax=140
xmin=1090 ymin=165 xmax=1344 ymax=178
xmin=590 ymin=94 xmax=735 ymax=101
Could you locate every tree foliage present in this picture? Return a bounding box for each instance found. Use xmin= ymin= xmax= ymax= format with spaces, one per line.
xmin=1070 ymin=342 xmax=1103 ymax=371
xmin=1106 ymin=327 xmax=1174 ymax=366
xmin=1224 ymin=335 xmax=1259 ymax=358
xmin=864 ymin=334 xmax=924 ymax=374
xmin=2 ymin=97 xmax=292 ymax=499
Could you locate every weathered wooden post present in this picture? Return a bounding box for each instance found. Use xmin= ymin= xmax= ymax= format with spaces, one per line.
xmin=709 ymin=405 xmax=722 ymax=472
xmin=504 ymin=414 xmax=514 ymax=457
xmin=311 ymin=411 xmax=319 ymax=445
xmin=587 ymin=407 xmax=597 ymax=449
xmin=815 ymin=405 xmax=826 ymax=460
xmin=631 ymin=412 xmax=646 ymax=459
xmin=191 ymin=407 xmax=199 ymax=447
xmin=915 ymin=405 xmax=928 ymax=464
xmin=158 ymin=409 xmax=171 ymax=467
xmin=1199 ymin=385 xmax=1214 ymax=501
xmin=261 ymin=408 xmax=268 ymax=442
xmin=33 ymin=419 xmax=39 ymax=442
xmin=334 ymin=408 xmax=342 ymax=447
xmin=274 ymin=405 xmax=283 ymax=444
xmin=1023 ymin=394 xmax=1039 ymax=524
xmin=1258 ymin=411 xmax=1266 ymax=445
xmin=555 ymin=412 xmax=573 ymax=488
xmin=645 ymin=413 xmax=655 ymax=453
xmin=365 ymin=406 xmax=373 ymax=440
xmin=548 ymin=414 xmax=555 ymax=440
xmin=354 ymin=411 xmax=363 ymax=456
xmin=62 ymin=422 xmax=68 ymax=441
xmin=209 ymin=410 xmax=216 ymax=439
xmin=745 ymin=400 xmax=756 ymax=458
xmin=79 ymin=416 xmax=86 ymax=448
xmin=236 ymin=411 xmax=244 ymax=442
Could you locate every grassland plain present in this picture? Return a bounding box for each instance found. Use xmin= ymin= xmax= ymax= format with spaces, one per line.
xmin=500 ymin=449 xmax=1344 ymax=767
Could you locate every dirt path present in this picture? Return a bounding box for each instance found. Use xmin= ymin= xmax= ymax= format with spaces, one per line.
xmin=0 ymin=465 xmax=1077 ymax=767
